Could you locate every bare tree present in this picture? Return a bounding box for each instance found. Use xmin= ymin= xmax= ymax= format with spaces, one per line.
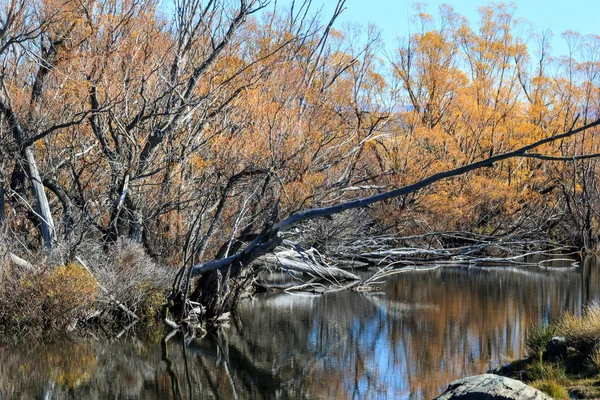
xmin=169 ymin=117 xmax=600 ymax=328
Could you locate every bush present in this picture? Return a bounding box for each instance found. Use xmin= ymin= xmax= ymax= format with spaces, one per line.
xmin=0 ymin=262 xmax=97 ymax=331
xmin=46 ymin=263 xmax=97 ymax=308
xmin=0 ymin=238 xmax=174 ymax=331
xmin=92 ymin=239 xmax=172 ymax=319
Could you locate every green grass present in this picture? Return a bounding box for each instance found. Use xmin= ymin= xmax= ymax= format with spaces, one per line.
xmin=526 ymin=324 xmax=558 ymax=361
xmin=524 ymin=359 xmax=567 ymax=383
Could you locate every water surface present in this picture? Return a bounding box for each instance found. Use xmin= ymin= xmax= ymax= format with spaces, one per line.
xmin=3 ymin=259 xmax=599 ymax=399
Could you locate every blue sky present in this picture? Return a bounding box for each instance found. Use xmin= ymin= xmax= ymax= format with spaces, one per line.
xmin=301 ymin=0 xmax=599 ymax=58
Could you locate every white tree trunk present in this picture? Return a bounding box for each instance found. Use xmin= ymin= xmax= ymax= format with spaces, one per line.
xmin=0 ymin=181 xmax=4 ymax=234
xmin=25 ymin=146 xmax=55 ymax=249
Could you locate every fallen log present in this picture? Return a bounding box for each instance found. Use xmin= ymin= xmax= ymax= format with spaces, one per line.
xmin=8 ymin=253 xmax=34 ymax=270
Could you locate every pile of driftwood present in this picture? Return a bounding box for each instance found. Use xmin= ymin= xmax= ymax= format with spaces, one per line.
xmin=253 ymin=230 xmax=575 ymax=292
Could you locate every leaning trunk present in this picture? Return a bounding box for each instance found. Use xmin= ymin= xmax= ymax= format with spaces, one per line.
xmin=0 ymin=179 xmax=4 ymax=235
xmin=24 ymin=146 xmax=55 ymax=249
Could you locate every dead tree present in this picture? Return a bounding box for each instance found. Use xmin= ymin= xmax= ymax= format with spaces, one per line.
xmin=169 ymin=117 xmax=600 ymax=328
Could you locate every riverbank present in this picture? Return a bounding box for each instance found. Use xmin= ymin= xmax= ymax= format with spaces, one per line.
xmin=486 ymin=305 xmax=600 ymax=399
xmin=0 ymin=239 xmax=171 ymax=335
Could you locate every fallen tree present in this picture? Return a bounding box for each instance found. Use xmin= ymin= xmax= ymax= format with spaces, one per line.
xmin=165 ymin=117 xmax=600 ymax=331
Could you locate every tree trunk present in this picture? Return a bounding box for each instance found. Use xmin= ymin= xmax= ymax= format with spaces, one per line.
xmin=0 ymin=179 xmax=4 ymax=235
xmin=24 ymin=147 xmax=55 ymax=249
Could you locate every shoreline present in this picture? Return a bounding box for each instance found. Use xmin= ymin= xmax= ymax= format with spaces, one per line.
xmin=438 ymin=307 xmax=600 ymax=399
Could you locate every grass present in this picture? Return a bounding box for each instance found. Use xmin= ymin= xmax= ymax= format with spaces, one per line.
xmin=502 ymin=305 xmax=600 ymax=398
xmin=557 ymin=306 xmax=600 ymax=353
xmin=525 ymin=324 xmax=558 ymax=363
xmin=525 ymin=359 xmax=568 ymax=383
xmin=531 ymin=380 xmax=569 ymax=399
xmin=588 ymin=347 xmax=600 ymax=374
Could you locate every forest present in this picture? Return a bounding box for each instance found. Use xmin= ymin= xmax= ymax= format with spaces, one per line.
xmin=1 ymin=0 xmax=600 ymax=333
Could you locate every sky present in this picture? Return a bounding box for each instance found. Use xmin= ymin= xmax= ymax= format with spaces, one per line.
xmin=303 ymin=0 xmax=599 ymax=58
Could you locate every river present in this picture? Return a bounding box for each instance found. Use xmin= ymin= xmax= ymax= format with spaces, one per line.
xmin=2 ymin=257 xmax=598 ymax=399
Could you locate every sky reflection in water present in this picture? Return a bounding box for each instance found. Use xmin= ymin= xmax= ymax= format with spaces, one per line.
xmin=2 ymin=258 xmax=598 ymax=399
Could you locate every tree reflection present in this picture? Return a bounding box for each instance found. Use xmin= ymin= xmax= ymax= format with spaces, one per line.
xmin=0 ymin=264 xmax=596 ymax=399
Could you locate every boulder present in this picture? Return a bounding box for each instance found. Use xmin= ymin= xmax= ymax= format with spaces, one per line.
xmin=435 ymin=374 xmax=551 ymax=400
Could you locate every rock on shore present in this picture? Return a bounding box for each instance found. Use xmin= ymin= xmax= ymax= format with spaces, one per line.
xmin=435 ymin=374 xmax=551 ymax=400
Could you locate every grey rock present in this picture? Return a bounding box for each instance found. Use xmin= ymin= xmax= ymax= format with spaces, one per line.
xmin=435 ymin=374 xmax=552 ymax=400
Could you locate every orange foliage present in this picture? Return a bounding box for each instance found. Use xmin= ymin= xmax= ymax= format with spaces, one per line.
xmin=3 ymin=0 xmax=600 ymax=259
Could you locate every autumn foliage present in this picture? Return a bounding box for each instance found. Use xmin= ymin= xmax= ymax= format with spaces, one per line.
xmin=1 ymin=0 xmax=600 ymax=272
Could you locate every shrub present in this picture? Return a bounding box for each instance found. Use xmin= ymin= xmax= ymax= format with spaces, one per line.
xmin=92 ymin=239 xmax=172 ymax=319
xmin=0 ymin=237 xmax=174 ymax=331
xmin=0 ymin=262 xmax=97 ymax=331
xmin=45 ymin=263 xmax=97 ymax=309
xmin=134 ymin=282 xmax=167 ymax=318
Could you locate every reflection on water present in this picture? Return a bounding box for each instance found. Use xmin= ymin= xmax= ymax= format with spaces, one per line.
xmin=3 ymin=258 xmax=600 ymax=399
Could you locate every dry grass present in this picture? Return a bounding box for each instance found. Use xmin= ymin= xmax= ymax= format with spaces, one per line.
xmin=531 ymin=379 xmax=569 ymax=399
xmin=557 ymin=305 xmax=600 ymax=351
xmin=510 ymin=305 xmax=600 ymax=399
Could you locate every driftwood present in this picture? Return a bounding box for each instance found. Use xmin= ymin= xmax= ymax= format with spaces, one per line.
xmin=257 ymin=247 xmax=359 ymax=282
xmin=8 ymin=253 xmax=34 ymax=270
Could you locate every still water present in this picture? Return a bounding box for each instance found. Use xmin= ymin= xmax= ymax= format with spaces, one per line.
xmin=3 ymin=258 xmax=599 ymax=399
